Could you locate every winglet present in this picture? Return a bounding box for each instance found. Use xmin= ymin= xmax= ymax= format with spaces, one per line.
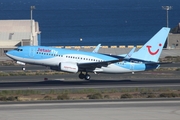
xmin=92 ymin=44 xmax=101 ymax=53
xmin=124 ymin=47 xmax=136 ymax=59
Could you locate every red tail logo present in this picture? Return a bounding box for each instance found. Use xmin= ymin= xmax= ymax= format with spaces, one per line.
xmin=146 ymin=43 xmax=162 ymax=55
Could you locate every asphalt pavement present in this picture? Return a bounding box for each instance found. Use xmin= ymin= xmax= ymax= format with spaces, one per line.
xmin=0 ymin=99 xmax=180 ymax=120
xmin=0 ymin=72 xmax=180 ymax=90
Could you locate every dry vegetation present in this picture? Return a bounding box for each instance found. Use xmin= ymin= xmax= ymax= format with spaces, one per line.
xmin=159 ymin=56 xmax=180 ymax=62
xmin=0 ymin=88 xmax=180 ymax=101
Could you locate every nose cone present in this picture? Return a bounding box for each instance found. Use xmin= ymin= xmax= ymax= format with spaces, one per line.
xmin=5 ymin=50 xmax=14 ymax=59
xmin=4 ymin=50 xmax=10 ymax=57
xmin=4 ymin=50 xmax=8 ymax=53
xmin=5 ymin=50 xmax=9 ymax=56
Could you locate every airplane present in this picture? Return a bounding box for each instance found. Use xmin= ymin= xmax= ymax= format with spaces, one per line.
xmin=5 ymin=27 xmax=170 ymax=80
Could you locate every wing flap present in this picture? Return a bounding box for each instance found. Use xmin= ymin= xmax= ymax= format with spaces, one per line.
xmin=145 ymin=62 xmax=172 ymax=65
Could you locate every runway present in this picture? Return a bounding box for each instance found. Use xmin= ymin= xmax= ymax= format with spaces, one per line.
xmin=0 ymin=65 xmax=48 ymax=72
xmin=0 ymin=99 xmax=180 ymax=120
xmin=0 ymin=63 xmax=180 ymax=90
xmin=0 ymin=71 xmax=180 ymax=90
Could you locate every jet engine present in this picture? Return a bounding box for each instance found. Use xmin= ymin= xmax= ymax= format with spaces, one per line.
xmin=50 ymin=62 xmax=78 ymax=73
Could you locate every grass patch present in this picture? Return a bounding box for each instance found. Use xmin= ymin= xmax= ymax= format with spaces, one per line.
xmin=159 ymin=92 xmax=179 ymax=98
xmin=147 ymin=94 xmax=157 ymax=98
xmin=87 ymin=93 xmax=103 ymax=99
xmin=0 ymin=96 xmax=18 ymax=101
xmin=0 ymin=88 xmax=180 ymax=101
xmin=44 ymin=95 xmax=53 ymax=100
xmin=57 ymin=93 xmax=70 ymax=100
xmin=121 ymin=93 xmax=133 ymax=99
xmin=0 ymin=70 xmax=66 ymax=76
xmin=159 ymin=56 xmax=180 ymax=62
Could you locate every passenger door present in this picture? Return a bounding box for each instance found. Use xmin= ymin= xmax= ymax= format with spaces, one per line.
xmin=29 ymin=48 xmax=35 ymax=58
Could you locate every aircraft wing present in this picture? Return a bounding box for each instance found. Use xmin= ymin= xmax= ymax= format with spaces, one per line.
xmin=78 ymin=59 xmax=123 ymax=70
xmin=78 ymin=47 xmax=136 ymax=70
xmin=100 ymin=47 xmax=136 ymax=60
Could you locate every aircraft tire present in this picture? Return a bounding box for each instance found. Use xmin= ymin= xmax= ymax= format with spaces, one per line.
xmin=79 ymin=73 xmax=85 ymax=79
xmin=85 ymin=74 xmax=91 ymax=80
xmin=22 ymin=67 xmax=26 ymax=71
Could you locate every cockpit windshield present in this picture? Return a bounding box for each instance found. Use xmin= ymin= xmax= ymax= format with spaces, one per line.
xmin=14 ymin=48 xmax=23 ymax=51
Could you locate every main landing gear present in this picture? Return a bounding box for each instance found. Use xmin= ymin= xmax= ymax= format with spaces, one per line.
xmin=79 ymin=72 xmax=91 ymax=80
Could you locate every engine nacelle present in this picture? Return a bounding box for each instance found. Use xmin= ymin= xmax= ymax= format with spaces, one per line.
xmin=59 ymin=62 xmax=78 ymax=73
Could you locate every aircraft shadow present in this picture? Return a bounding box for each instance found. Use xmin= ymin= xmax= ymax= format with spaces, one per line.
xmin=0 ymin=79 xmax=133 ymax=88
xmin=0 ymin=78 xmax=180 ymax=88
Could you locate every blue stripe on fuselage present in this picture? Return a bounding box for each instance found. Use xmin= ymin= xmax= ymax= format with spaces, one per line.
xmin=115 ymin=62 xmax=146 ymax=71
xmin=10 ymin=46 xmax=118 ymax=61
xmin=114 ymin=62 xmax=158 ymax=71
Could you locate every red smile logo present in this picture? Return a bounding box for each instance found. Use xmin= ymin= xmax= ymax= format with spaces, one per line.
xmin=146 ymin=43 xmax=162 ymax=55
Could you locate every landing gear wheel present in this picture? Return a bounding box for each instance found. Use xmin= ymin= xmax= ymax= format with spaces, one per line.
xmin=22 ymin=67 xmax=26 ymax=71
xmin=79 ymin=72 xmax=91 ymax=80
xmin=85 ymin=74 xmax=91 ymax=80
xmin=79 ymin=73 xmax=85 ymax=79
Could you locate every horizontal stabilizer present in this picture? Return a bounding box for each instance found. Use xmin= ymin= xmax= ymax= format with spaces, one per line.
xmin=124 ymin=47 xmax=136 ymax=60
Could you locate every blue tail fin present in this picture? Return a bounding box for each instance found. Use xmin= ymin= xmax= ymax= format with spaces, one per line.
xmin=131 ymin=27 xmax=170 ymax=62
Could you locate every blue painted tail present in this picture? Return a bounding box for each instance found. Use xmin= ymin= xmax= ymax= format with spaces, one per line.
xmin=131 ymin=27 xmax=170 ymax=62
